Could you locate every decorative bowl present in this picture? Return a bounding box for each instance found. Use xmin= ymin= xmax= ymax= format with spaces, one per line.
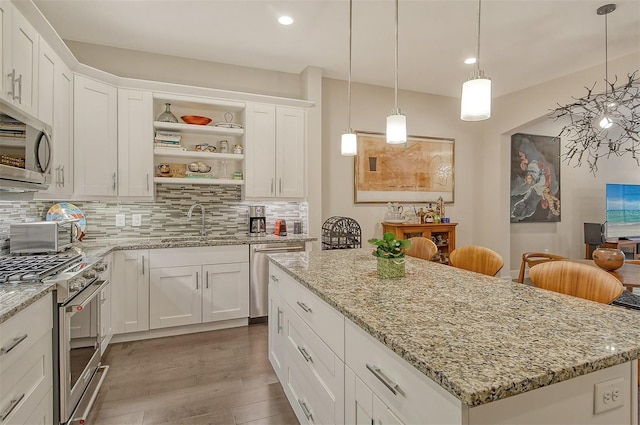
xmin=592 ymin=247 xmax=625 ymax=271
xmin=181 ymin=115 xmax=212 ymax=125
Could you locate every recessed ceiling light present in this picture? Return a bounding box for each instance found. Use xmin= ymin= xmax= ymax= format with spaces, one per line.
xmin=464 ymin=57 xmax=477 ymax=65
xmin=278 ymin=16 xmax=293 ymax=25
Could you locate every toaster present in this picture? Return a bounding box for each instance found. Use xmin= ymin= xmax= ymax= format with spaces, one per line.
xmin=10 ymin=220 xmax=80 ymax=254
xmin=274 ymin=219 xmax=287 ymax=236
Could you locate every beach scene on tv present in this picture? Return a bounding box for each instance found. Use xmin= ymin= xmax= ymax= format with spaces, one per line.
xmin=606 ymin=183 xmax=640 ymax=240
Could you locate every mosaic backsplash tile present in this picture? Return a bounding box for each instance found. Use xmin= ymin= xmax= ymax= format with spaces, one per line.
xmin=0 ymin=185 xmax=307 ymax=252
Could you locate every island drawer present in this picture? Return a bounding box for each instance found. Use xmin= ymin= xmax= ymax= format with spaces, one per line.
xmin=0 ymin=295 xmax=52 ymax=373
xmin=269 ymin=265 xmax=344 ymax=359
xmin=345 ymin=319 xmax=461 ymax=425
xmin=285 ymin=299 xmax=344 ymax=415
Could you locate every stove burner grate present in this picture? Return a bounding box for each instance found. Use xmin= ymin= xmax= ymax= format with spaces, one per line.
xmin=0 ymin=253 xmax=83 ymax=283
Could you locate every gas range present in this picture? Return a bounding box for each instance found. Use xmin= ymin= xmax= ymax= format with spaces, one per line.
xmin=0 ymin=252 xmax=106 ymax=304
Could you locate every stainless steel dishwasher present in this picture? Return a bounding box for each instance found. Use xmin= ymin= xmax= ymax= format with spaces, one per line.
xmin=250 ymin=242 xmax=306 ymax=322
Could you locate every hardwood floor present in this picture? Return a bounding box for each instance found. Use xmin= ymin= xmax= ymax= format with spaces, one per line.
xmin=87 ymin=324 xmax=298 ymax=425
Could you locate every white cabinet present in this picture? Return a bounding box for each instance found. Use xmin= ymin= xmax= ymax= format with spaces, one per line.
xmin=346 ymin=367 xmax=406 ymax=425
xmin=149 ymin=245 xmax=249 ymax=330
xmin=112 ymin=250 xmax=149 ymax=334
xmin=268 ymin=279 xmax=286 ymax=382
xmin=99 ymin=254 xmax=113 ymax=355
xmin=118 ymin=88 xmax=153 ymax=198
xmin=35 ymin=40 xmax=73 ymax=198
xmin=1 ymin=2 xmax=38 ymax=116
xmin=0 ymin=294 xmax=53 ymax=425
xmin=73 ymin=74 xmax=118 ymax=197
xmin=245 ymin=103 xmax=305 ymax=199
xmin=268 ymin=263 xmax=344 ymax=425
xmin=152 ymin=94 xmax=245 ymax=186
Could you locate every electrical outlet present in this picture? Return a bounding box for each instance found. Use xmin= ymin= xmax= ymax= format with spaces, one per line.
xmin=115 ymin=214 xmax=125 ymax=227
xmin=132 ymin=214 xmax=142 ymax=227
xmin=594 ymin=377 xmax=625 ymax=414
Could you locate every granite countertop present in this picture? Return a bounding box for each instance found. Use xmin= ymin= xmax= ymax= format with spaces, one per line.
xmin=1 ymin=234 xmax=315 ymax=324
xmin=267 ymin=248 xmax=640 ymax=407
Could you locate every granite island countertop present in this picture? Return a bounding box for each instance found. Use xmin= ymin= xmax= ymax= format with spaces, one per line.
xmin=267 ymin=248 xmax=640 ymax=407
xmin=1 ymin=233 xmax=315 ymax=323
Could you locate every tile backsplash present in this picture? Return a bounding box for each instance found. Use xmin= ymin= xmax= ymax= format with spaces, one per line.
xmin=0 ymin=185 xmax=308 ymax=250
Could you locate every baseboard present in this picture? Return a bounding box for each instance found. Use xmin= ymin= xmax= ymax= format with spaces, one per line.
xmin=110 ymin=317 xmax=249 ymax=343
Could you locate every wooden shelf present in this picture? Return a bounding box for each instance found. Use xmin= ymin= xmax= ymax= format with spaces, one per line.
xmin=382 ymin=222 xmax=458 ymax=257
xmin=154 ymin=177 xmax=244 ymax=185
xmin=153 ymin=148 xmax=244 ymax=161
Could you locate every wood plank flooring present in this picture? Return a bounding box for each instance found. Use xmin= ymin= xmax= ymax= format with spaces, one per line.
xmin=87 ymin=324 xmax=298 ymax=425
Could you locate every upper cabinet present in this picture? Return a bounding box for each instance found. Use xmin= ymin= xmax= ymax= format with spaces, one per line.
xmin=34 ymin=38 xmax=74 ymax=199
xmin=73 ymin=74 xmax=118 ymax=197
xmin=245 ymin=103 xmax=305 ymax=199
xmin=151 ymin=94 xmax=246 ymax=186
xmin=118 ymin=88 xmax=153 ymax=198
xmin=0 ymin=2 xmax=38 ymax=116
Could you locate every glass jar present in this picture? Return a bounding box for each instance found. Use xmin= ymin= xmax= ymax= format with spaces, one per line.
xmin=156 ymin=103 xmax=178 ymax=123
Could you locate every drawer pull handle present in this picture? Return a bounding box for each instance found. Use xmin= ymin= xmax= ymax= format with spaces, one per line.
xmin=0 ymin=334 xmax=28 ymax=355
xmin=270 ymin=275 xmax=279 ymax=283
xmin=366 ymin=363 xmax=399 ymax=395
xmin=277 ymin=307 xmax=283 ymax=334
xmin=297 ymin=399 xmax=313 ymax=420
xmin=1 ymin=393 xmax=25 ymax=421
xmin=296 ymin=301 xmax=312 ymax=313
xmin=297 ymin=346 xmax=312 ymax=362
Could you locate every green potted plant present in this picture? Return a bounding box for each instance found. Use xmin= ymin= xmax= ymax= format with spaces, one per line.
xmin=368 ymin=232 xmax=412 ymax=278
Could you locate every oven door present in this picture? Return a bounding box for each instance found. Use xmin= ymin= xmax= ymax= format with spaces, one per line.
xmin=59 ymin=279 xmax=107 ymax=424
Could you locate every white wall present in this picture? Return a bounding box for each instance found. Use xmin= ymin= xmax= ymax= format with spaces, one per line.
xmin=321 ymin=78 xmax=482 ymax=244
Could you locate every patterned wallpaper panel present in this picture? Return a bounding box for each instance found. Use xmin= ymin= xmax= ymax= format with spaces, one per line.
xmin=0 ymin=185 xmax=308 ymax=252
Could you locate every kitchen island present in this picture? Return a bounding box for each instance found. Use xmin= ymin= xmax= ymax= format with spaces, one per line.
xmin=268 ymin=248 xmax=640 ymax=424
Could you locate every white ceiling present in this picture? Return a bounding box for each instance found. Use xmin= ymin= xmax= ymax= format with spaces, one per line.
xmin=33 ymin=0 xmax=640 ymax=98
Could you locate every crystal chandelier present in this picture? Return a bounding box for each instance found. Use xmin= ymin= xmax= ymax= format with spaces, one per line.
xmin=549 ymin=4 xmax=639 ymax=174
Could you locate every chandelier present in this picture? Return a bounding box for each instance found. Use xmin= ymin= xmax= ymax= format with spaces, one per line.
xmin=549 ymin=4 xmax=639 ymax=174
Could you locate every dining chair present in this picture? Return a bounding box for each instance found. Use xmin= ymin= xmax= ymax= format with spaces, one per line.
xmin=449 ymin=245 xmax=504 ymax=276
xmin=529 ymin=261 xmax=624 ymax=304
xmin=406 ymin=237 xmax=438 ymax=261
xmin=517 ymin=252 xmax=567 ymax=283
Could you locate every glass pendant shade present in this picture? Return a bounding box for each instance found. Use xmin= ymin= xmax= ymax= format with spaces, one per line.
xmin=460 ymin=74 xmax=492 ymax=121
xmin=341 ymin=132 xmax=357 ymax=156
xmin=386 ymin=113 xmax=407 ymax=144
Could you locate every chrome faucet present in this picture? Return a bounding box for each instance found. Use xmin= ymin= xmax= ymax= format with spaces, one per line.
xmin=187 ymin=203 xmax=207 ymax=237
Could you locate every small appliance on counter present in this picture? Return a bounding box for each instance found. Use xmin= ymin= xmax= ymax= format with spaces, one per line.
xmin=249 ymin=205 xmax=266 ymax=236
xmin=10 ymin=220 xmax=80 ymax=254
xmin=274 ymin=219 xmax=287 ymax=236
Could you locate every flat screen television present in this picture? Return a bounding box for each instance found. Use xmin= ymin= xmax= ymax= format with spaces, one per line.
xmin=605 ymin=183 xmax=640 ymax=240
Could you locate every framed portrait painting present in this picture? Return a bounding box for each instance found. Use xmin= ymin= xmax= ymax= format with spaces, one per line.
xmin=354 ymin=132 xmax=455 ymax=203
xmin=510 ymin=133 xmax=561 ymax=222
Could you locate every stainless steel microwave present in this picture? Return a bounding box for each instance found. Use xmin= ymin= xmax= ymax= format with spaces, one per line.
xmin=10 ymin=220 xmax=80 ymax=254
xmin=0 ymin=99 xmax=52 ymax=191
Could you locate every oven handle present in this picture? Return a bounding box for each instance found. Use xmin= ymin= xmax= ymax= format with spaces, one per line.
xmin=64 ymin=279 xmax=107 ymax=311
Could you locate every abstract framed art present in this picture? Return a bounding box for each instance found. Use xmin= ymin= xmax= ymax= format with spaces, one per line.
xmin=354 ymin=131 xmax=455 ymax=203
xmin=510 ymin=133 xmax=561 ymax=222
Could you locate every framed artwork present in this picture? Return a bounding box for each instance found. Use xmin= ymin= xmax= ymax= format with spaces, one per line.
xmin=510 ymin=133 xmax=561 ymax=223
xmin=354 ymin=131 xmax=455 ymax=203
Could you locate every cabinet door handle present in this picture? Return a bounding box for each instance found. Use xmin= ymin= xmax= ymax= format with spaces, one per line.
xmin=0 ymin=334 xmax=28 ymax=355
xmin=205 ymin=271 xmax=209 ymax=289
xmin=146 ymin=174 xmax=149 ymax=191
xmin=270 ymin=178 xmax=274 ymax=195
xmin=297 ymin=399 xmax=313 ymax=420
xmin=61 ymin=165 xmax=65 ymax=187
xmin=297 ymin=346 xmax=312 ymax=362
xmin=141 ymin=256 xmax=145 ymax=275
xmin=366 ymin=364 xmax=399 ymax=395
xmin=270 ymin=274 xmax=279 ymax=283
xmin=296 ymin=301 xmax=312 ymax=313
xmin=196 ymin=272 xmax=199 ymax=290
xmin=112 ymin=172 xmax=117 ymax=191
xmin=276 ymin=307 xmax=282 ymax=333
xmin=14 ymin=74 xmax=22 ymax=103
xmin=279 ymin=178 xmax=282 ymax=194
xmin=1 ymin=393 xmax=25 ymax=421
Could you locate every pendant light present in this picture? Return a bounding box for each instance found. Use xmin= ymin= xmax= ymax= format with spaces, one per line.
xmin=341 ymin=0 xmax=357 ymax=156
xmin=597 ymin=3 xmax=616 ymax=129
xmin=386 ymin=0 xmax=406 ymax=144
xmin=460 ymin=0 xmax=491 ymax=121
